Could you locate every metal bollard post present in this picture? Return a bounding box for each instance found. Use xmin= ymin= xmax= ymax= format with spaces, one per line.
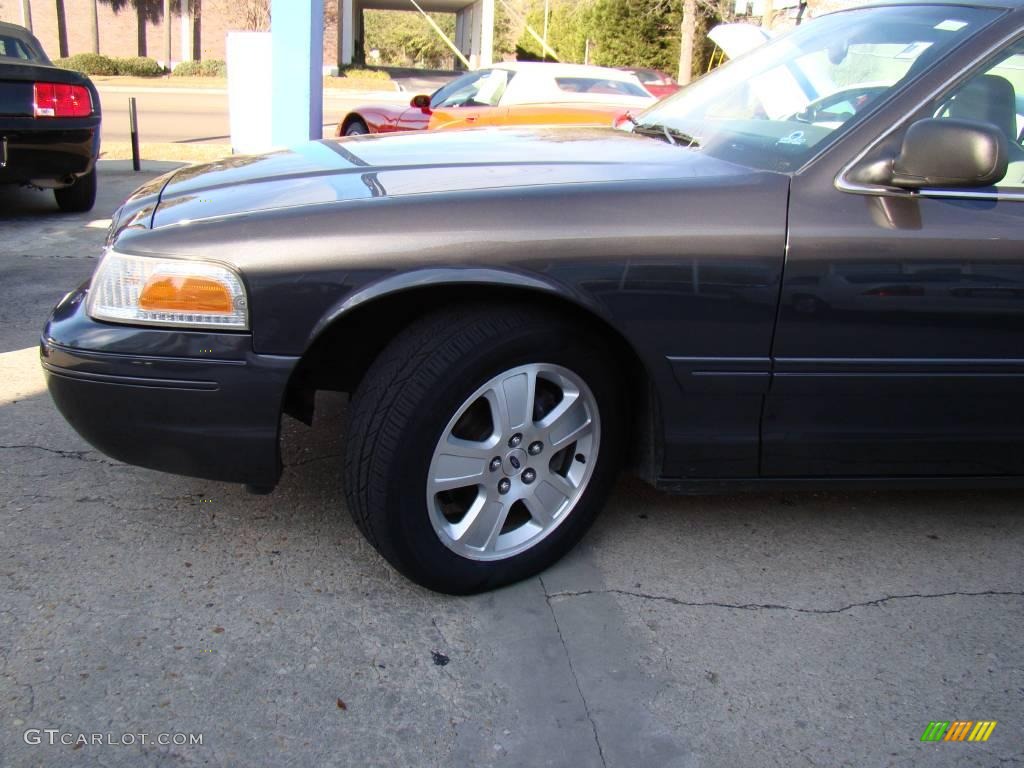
xmin=128 ymin=97 xmax=140 ymax=172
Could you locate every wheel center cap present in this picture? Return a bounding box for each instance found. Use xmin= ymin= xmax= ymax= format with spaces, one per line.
xmin=503 ymin=448 xmax=527 ymax=477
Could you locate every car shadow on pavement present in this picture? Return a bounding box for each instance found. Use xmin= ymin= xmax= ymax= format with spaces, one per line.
xmin=4 ymin=373 xmax=1021 ymax=601
xmin=278 ymin=390 xmax=1024 ymax=601
xmin=3 ymin=381 xmax=1021 ymax=767
xmin=0 ymin=159 xmax=184 ymax=219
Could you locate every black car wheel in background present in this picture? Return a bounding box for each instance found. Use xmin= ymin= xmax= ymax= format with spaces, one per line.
xmin=0 ymin=21 xmax=101 ymax=212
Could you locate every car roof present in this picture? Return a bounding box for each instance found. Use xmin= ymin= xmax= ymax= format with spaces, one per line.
xmin=489 ymin=62 xmax=642 ymax=83
xmin=0 ymin=20 xmax=49 ymax=61
xmin=0 ymin=21 xmax=32 ymax=34
xmin=0 ymin=20 xmax=41 ymax=47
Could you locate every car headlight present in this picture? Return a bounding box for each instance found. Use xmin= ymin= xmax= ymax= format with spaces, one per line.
xmin=87 ymin=250 xmax=249 ymax=330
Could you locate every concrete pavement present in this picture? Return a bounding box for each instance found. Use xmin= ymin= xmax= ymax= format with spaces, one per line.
xmin=0 ymin=164 xmax=1022 ymax=767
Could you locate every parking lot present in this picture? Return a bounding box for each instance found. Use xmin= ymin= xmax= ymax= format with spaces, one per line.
xmin=1 ymin=163 xmax=1022 ymax=766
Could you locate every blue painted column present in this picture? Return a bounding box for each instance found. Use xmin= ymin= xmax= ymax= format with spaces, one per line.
xmin=271 ymin=0 xmax=324 ymax=146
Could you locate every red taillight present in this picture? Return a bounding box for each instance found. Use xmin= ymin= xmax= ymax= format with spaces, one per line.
xmin=33 ymin=82 xmax=92 ymax=118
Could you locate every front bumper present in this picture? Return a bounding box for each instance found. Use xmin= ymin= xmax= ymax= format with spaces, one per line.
xmin=41 ymin=286 xmax=298 ymax=487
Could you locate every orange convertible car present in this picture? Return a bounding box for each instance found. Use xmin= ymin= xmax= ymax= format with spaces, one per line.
xmin=336 ymin=62 xmax=658 ymax=136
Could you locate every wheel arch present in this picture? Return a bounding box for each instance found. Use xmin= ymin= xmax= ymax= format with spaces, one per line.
xmin=338 ymin=112 xmax=367 ymax=136
xmin=282 ymin=272 xmax=662 ymax=483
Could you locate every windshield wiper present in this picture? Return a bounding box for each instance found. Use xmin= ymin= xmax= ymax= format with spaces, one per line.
xmin=632 ymin=122 xmax=700 ymax=148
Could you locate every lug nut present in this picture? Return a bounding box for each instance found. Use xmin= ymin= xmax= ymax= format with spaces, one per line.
xmin=498 ymin=478 xmax=512 ymax=494
xmin=508 ymin=433 xmax=523 ymax=448
xmin=528 ymin=441 xmax=543 ymax=456
xmin=522 ymin=468 xmax=536 ymax=484
xmin=489 ymin=457 xmax=502 ymax=472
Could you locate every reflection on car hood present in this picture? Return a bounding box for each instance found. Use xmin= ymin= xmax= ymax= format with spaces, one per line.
xmin=150 ymin=126 xmax=750 ymax=228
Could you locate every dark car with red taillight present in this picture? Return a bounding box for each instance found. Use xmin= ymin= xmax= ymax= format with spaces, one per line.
xmin=0 ymin=21 xmax=101 ymax=212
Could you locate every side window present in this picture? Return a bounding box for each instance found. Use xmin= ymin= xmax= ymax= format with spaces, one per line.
xmin=0 ymin=35 xmax=32 ymax=60
xmin=553 ymin=77 xmax=649 ymax=98
xmin=932 ymin=39 xmax=1024 ymax=188
xmin=432 ymin=70 xmax=511 ymax=109
xmin=432 ymin=72 xmax=486 ymax=109
xmin=473 ymin=70 xmax=512 ymax=106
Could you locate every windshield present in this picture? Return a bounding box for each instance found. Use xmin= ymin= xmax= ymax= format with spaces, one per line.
xmin=629 ymin=5 xmax=1000 ymax=171
xmin=430 ymin=69 xmax=514 ymax=108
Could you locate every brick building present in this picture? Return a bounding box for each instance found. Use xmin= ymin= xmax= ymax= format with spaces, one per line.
xmin=0 ymin=0 xmax=340 ymax=67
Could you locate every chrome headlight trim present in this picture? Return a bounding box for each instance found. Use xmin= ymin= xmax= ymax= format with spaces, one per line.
xmin=86 ymin=250 xmax=249 ymax=331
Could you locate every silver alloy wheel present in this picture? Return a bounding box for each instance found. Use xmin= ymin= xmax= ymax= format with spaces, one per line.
xmin=425 ymin=363 xmax=601 ymax=562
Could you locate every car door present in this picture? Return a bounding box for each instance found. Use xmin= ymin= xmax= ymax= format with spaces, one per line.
xmin=765 ymin=32 xmax=1024 ymax=477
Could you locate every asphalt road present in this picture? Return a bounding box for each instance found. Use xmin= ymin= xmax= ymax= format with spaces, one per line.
xmin=1 ymin=164 xmax=1022 ymax=767
xmin=98 ymin=88 xmax=232 ymax=144
xmin=96 ymin=87 xmax=410 ymax=144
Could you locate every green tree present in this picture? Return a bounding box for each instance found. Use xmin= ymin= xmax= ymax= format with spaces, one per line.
xmin=514 ymin=0 xmax=727 ymax=76
xmin=516 ymin=0 xmax=589 ymax=62
xmin=586 ymin=0 xmax=681 ymax=72
xmin=364 ymin=10 xmax=457 ymax=68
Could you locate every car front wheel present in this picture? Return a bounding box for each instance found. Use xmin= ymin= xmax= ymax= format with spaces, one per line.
xmin=344 ymin=119 xmax=369 ymax=136
xmin=343 ymin=304 xmax=624 ymax=594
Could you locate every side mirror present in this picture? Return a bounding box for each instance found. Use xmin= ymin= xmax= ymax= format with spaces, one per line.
xmin=890 ymin=118 xmax=1008 ymax=189
xmin=410 ymin=94 xmax=431 ymax=110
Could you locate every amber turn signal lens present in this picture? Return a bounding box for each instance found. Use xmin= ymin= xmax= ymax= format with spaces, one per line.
xmin=139 ymin=275 xmax=233 ymax=314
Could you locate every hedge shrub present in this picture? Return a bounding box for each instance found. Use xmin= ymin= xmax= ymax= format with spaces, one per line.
xmin=55 ymin=54 xmax=165 ymax=77
xmin=116 ymin=56 xmax=165 ymax=77
xmin=339 ymin=67 xmax=392 ymax=81
xmin=172 ymin=59 xmax=227 ymax=77
xmin=54 ymin=53 xmax=120 ymax=76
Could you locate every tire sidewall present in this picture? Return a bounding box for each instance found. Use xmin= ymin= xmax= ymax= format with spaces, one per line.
xmin=380 ymin=320 xmax=624 ymax=593
xmin=54 ymin=168 xmax=97 ymax=212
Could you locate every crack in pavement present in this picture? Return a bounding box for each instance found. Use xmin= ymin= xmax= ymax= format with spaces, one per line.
xmin=538 ymin=575 xmax=607 ymax=768
xmin=283 ymin=452 xmax=343 ymax=469
xmin=546 ymin=588 xmax=1024 ymax=615
xmin=0 ymin=444 xmax=121 ymax=466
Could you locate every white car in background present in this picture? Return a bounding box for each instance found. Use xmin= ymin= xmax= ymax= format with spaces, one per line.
xmin=338 ymin=62 xmax=657 ymax=136
xmin=491 ymin=62 xmax=657 ymax=109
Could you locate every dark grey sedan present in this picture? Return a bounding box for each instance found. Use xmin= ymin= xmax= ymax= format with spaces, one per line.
xmin=42 ymin=0 xmax=1024 ymax=593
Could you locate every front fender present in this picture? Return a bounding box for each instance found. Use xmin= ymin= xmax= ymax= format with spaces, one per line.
xmin=304 ymin=266 xmax=614 ymax=352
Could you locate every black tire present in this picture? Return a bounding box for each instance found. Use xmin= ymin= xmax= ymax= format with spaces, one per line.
xmin=54 ymin=168 xmax=97 ymax=213
xmin=343 ymin=304 xmax=625 ymax=594
xmin=344 ymin=119 xmax=369 ymax=136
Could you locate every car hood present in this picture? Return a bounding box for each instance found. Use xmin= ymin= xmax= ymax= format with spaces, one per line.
xmin=149 ymin=126 xmax=753 ymax=229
